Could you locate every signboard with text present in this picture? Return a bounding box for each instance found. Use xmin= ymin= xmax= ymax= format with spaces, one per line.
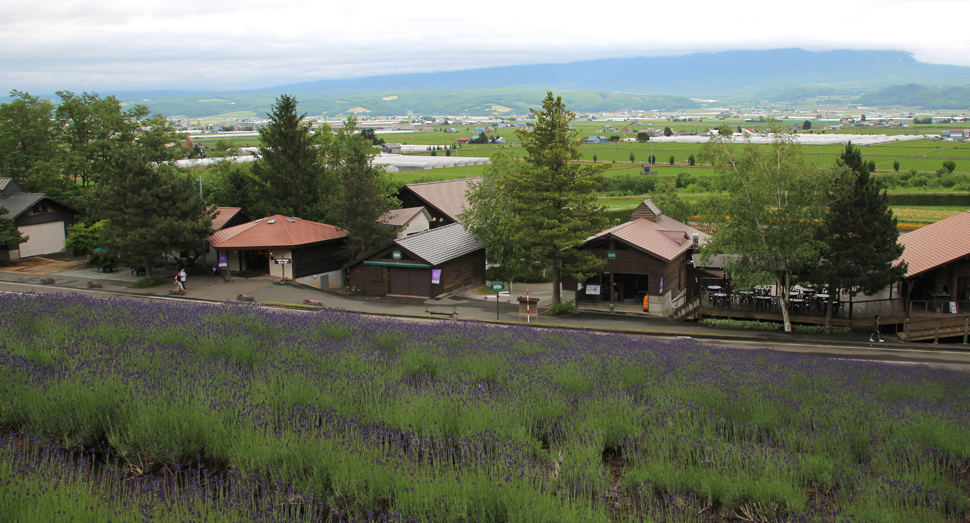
xmin=274 ymin=258 xmax=291 ymax=265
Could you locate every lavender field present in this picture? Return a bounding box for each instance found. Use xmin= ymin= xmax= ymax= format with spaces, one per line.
xmin=1 ymin=293 xmax=969 ymax=522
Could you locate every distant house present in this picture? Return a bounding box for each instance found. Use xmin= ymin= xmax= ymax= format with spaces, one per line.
xmin=493 ymin=137 xmax=506 ymax=144
xmin=473 ymin=127 xmax=486 ymax=133
xmin=208 ymin=215 xmax=347 ymax=289
xmin=396 ymin=177 xmax=481 ymax=227
xmin=381 ymin=143 xmax=403 ymax=154
xmin=347 ymin=223 xmax=485 ymax=299
xmin=584 ymin=136 xmax=608 ymax=144
xmin=445 ymin=128 xmax=459 ymax=133
xmin=378 ymin=206 xmax=431 ymax=238
xmin=456 ymin=137 xmax=471 ymax=144
xmin=484 ymin=126 xmax=495 ymax=133
xmin=0 ymin=178 xmax=81 ymax=261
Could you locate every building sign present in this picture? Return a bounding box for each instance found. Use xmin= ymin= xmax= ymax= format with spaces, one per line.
xmin=431 ymin=269 xmax=442 ymax=285
xmin=606 ymin=251 xmax=618 ymax=260
xmin=951 ymin=302 xmax=959 ymax=314
xmin=391 ymin=251 xmax=403 ymax=260
xmin=218 ymin=252 xmax=228 ymax=267
xmin=490 ymin=281 xmax=505 ymax=292
xmin=274 ymin=258 xmax=291 ymax=265
xmin=585 ymin=284 xmax=601 ymax=295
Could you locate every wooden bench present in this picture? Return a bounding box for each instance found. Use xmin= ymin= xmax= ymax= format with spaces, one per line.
xmin=425 ymin=309 xmax=459 ymax=319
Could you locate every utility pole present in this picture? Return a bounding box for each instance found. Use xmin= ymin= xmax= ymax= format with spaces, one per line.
xmin=199 ymin=178 xmax=208 ymax=273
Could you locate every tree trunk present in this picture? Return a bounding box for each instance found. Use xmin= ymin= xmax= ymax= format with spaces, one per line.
xmin=552 ymin=265 xmax=561 ymax=304
xmin=143 ymin=256 xmax=152 ymax=279
xmin=779 ymin=273 xmax=792 ymax=332
xmin=823 ymin=282 xmax=834 ymax=334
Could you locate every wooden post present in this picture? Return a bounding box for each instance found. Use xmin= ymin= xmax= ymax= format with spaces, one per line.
xmin=934 ymin=319 xmax=941 ymax=344
xmin=905 ymin=320 xmax=910 ymax=342
xmin=963 ymin=317 xmax=968 ymax=345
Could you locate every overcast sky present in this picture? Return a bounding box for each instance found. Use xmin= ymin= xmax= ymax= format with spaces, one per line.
xmin=2 ymin=0 xmax=969 ymax=94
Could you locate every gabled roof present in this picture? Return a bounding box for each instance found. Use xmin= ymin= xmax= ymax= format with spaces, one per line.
xmin=209 ymin=214 xmax=347 ymax=249
xmin=401 ymin=177 xmax=481 ymax=223
xmin=379 ymin=206 xmax=429 ymax=227
xmin=655 ymin=215 xmax=711 ymax=244
xmin=0 ymin=192 xmax=80 ymax=219
xmin=0 ymin=177 xmax=18 ymax=194
xmin=395 ymin=222 xmax=483 ymax=266
xmin=897 ymin=210 xmax=970 ymax=278
xmin=210 ymin=207 xmax=249 ymax=230
xmin=586 ymin=218 xmax=694 ymax=262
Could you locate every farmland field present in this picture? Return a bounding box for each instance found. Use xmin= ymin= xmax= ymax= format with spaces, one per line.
xmin=2 ymin=294 xmax=970 ymax=522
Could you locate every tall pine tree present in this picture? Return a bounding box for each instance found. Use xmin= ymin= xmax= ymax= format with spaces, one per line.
xmin=251 ymin=95 xmax=330 ymax=221
xmin=501 ymin=92 xmax=609 ymax=304
xmin=815 ymin=142 xmax=907 ymax=333
xmin=330 ymin=117 xmax=399 ymax=258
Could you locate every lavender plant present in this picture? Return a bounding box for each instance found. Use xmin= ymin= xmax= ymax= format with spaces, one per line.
xmin=1 ymin=293 xmax=969 ymax=522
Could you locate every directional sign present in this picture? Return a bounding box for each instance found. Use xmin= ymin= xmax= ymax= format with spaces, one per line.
xmin=274 ymin=258 xmax=291 ymax=264
xmin=490 ymin=281 xmax=506 ymax=292
xmin=606 ymin=251 xmax=618 ymax=260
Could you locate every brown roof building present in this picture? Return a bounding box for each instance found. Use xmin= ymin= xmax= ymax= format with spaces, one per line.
xmin=896 ymin=210 xmax=970 ymax=303
xmin=397 ymin=177 xmax=480 ymax=226
xmin=209 ymin=215 xmax=347 ymax=287
xmin=565 ymin=217 xmax=701 ymax=314
xmin=210 ymin=207 xmax=251 ymax=231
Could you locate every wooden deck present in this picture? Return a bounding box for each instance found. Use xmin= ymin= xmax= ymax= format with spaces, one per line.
xmin=899 ymin=315 xmax=970 ymax=342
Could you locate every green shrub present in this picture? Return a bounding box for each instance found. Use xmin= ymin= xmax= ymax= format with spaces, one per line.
xmin=702 ymin=318 xmax=850 ymax=334
xmin=549 ymin=300 xmax=577 ymax=316
xmin=130 ymin=276 xmax=169 ymax=288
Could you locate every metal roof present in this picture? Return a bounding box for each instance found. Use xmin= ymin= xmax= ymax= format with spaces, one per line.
xmin=897 ymin=210 xmax=970 ymax=278
xmin=379 ymin=206 xmax=429 ymax=227
xmin=587 ymin=218 xmax=694 ymax=262
xmin=210 ymin=207 xmax=247 ymax=231
xmin=209 ymin=214 xmax=347 ymax=249
xmin=402 ymin=177 xmax=481 ymax=223
xmin=395 ymin=222 xmax=483 ymax=266
xmin=0 ymin=192 xmax=80 ymax=220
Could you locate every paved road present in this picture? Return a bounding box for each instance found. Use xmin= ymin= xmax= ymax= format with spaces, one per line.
xmin=2 ymin=275 xmax=969 ymax=372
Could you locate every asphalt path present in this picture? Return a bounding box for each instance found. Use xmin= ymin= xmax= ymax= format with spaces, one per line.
xmin=3 ymin=281 xmax=969 ymax=372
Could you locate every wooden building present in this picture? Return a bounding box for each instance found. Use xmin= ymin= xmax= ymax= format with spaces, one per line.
xmin=0 ymin=178 xmax=81 ymax=261
xmin=897 ymin=210 xmax=970 ymax=307
xmin=209 ymin=215 xmax=347 ymax=288
xmin=565 ymin=201 xmax=709 ymax=314
xmin=396 ymin=178 xmax=480 ymax=227
xmin=347 ymin=223 xmax=485 ymax=299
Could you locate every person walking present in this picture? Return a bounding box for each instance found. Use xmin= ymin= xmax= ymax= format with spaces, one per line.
xmin=178 ymin=268 xmax=187 ymax=291
xmin=870 ymin=315 xmax=884 ymax=343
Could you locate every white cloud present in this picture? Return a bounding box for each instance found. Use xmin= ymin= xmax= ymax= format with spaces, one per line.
xmin=1 ymin=0 xmax=968 ymax=93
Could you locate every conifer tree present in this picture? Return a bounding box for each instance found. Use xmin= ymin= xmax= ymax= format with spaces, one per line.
xmin=94 ymin=154 xmax=214 ymax=278
xmin=815 ymin=142 xmax=907 ymax=333
xmin=251 ymin=95 xmax=329 ymax=221
xmin=330 ymin=116 xmax=399 ymax=258
xmin=501 ymin=92 xmax=609 ymax=304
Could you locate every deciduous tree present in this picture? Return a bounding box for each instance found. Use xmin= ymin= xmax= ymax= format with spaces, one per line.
xmin=501 ymin=92 xmax=609 ymax=304
xmin=0 ymin=206 xmax=28 ymax=248
xmin=0 ymin=91 xmax=57 ymax=191
xmin=459 ymin=152 xmax=532 ymax=288
xmin=699 ymin=122 xmax=833 ymax=332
